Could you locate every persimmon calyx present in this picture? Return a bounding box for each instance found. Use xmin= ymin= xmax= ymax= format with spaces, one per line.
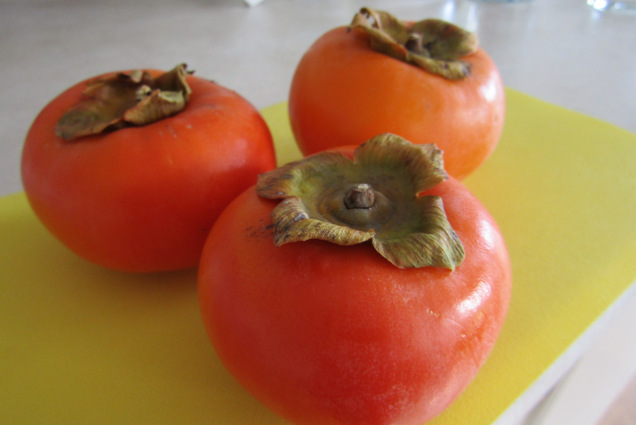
xmin=256 ymin=134 xmax=465 ymax=270
xmin=349 ymin=8 xmax=478 ymax=80
xmin=55 ymin=63 xmax=193 ymax=141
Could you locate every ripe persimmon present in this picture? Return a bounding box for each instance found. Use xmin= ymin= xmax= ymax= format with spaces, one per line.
xmin=289 ymin=8 xmax=505 ymax=180
xmin=199 ymin=135 xmax=511 ymax=425
xmin=21 ymin=64 xmax=276 ymax=272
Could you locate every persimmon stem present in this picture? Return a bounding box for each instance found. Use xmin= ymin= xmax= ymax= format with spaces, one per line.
xmin=348 ymin=8 xmax=478 ymax=80
xmin=344 ymin=184 xmax=376 ymax=209
xmin=55 ymin=64 xmax=192 ymax=141
xmin=256 ymin=133 xmax=465 ymax=270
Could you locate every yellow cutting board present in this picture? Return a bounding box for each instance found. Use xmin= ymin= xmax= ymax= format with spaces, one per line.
xmin=2 ymin=89 xmax=636 ymax=425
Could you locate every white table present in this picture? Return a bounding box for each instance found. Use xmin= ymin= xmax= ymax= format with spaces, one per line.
xmin=1 ymin=0 xmax=635 ymax=423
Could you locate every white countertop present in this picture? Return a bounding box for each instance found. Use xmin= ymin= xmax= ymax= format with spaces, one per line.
xmin=1 ymin=0 xmax=635 ymax=424
xmin=1 ymin=0 xmax=634 ymax=195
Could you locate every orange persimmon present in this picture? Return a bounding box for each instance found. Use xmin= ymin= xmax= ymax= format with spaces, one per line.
xmin=21 ymin=64 xmax=276 ymax=272
xmin=199 ymin=135 xmax=512 ymax=425
xmin=289 ymin=8 xmax=505 ymax=180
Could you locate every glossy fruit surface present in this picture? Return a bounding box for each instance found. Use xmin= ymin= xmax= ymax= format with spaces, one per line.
xmin=198 ymin=141 xmax=511 ymax=425
xmin=289 ymin=10 xmax=505 ymax=180
xmin=21 ymin=66 xmax=276 ymax=272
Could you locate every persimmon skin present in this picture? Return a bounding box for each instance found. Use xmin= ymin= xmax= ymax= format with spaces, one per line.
xmin=288 ymin=26 xmax=506 ymax=180
xmin=21 ymin=70 xmax=276 ymax=272
xmin=198 ymin=176 xmax=511 ymax=425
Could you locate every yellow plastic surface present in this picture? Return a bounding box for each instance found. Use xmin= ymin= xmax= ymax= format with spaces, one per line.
xmin=2 ymin=89 xmax=636 ymax=424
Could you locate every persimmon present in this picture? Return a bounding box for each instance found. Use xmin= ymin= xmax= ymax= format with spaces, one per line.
xmin=288 ymin=8 xmax=505 ymax=180
xmin=21 ymin=64 xmax=276 ymax=272
xmin=199 ymin=134 xmax=511 ymax=425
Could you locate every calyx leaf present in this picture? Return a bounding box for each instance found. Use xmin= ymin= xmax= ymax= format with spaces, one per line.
xmin=55 ymin=63 xmax=193 ymax=141
xmin=349 ymin=8 xmax=478 ymax=80
xmin=256 ymin=134 xmax=465 ymax=270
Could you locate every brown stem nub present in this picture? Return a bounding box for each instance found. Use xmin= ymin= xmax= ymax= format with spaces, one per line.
xmin=55 ymin=63 xmax=193 ymax=141
xmin=344 ymin=184 xmax=376 ymax=209
xmin=348 ymin=8 xmax=478 ymax=80
xmin=256 ymin=133 xmax=465 ymax=270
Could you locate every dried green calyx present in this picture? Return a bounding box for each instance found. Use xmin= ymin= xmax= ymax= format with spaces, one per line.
xmin=55 ymin=63 xmax=193 ymax=141
xmin=256 ymin=134 xmax=465 ymax=270
xmin=349 ymin=8 xmax=478 ymax=80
